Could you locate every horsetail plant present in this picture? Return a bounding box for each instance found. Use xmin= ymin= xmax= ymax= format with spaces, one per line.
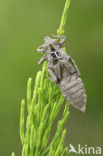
xmin=20 ymin=63 xmax=69 ymax=156
xmin=11 ymin=0 xmax=71 ymax=155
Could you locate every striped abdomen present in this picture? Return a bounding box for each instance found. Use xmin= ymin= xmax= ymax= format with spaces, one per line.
xmin=58 ymin=73 xmax=87 ymax=112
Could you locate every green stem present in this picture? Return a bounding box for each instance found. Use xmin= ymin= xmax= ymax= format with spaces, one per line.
xmin=11 ymin=152 xmax=15 ymax=156
xmin=11 ymin=1 xmax=71 ymax=156
xmin=57 ymin=0 xmax=71 ymax=36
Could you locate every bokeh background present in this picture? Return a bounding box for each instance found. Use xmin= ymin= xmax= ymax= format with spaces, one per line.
xmin=0 ymin=0 xmax=103 ymax=155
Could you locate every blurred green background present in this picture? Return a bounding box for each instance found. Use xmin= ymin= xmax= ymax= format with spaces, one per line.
xmin=0 ymin=0 xmax=103 ymax=155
